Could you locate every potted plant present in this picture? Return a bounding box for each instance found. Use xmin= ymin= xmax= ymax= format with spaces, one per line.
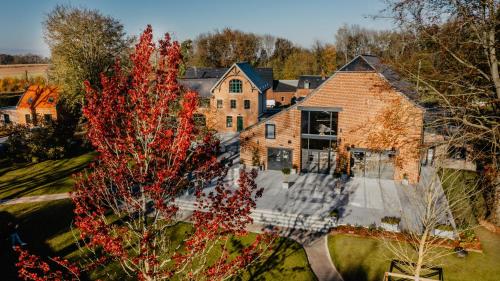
xmin=292 ymin=164 xmax=298 ymax=174
xmin=282 ymin=167 xmax=291 ymax=189
xmin=330 ymin=208 xmax=340 ymax=223
xmin=381 ymin=216 xmax=401 ymax=232
xmin=402 ymin=173 xmax=409 ymax=186
xmin=434 ymin=223 xmax=455 ymax=239
xmin=251 ymin=147 xmax=260 ymax=168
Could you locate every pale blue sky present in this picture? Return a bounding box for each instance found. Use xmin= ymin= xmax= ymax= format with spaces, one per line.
xmin=0 ymin=0 xmax=393 ymax=56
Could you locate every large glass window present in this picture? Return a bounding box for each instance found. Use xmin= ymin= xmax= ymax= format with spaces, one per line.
xmin=194 ymin=114 xmax=206 ymax=127
xmin=265 ymin=124 xmax=275 ymax=139
xmin=301 ymin=138 xmax=337 ymax=174
xmin=229 ymin=79 xmax=242 ymax=93
xmin=199 ymin=98 xmax=210 ymax=108
xmin=301 ymin=110 xmax=338 ymax=136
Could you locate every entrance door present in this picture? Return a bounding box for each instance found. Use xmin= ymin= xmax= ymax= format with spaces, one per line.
xmin=237 ymin=116 xmax=243 ymax=132
xmin=351 ymin=149 xmax=395 ymax=179
xmin=301 ymin=138 xmax=336 ymax=174
xmin=267 ymin=148 xmax=292 ymax=170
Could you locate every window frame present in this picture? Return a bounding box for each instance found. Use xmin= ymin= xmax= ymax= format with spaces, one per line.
xmin=25 ymin=114 xmax=31 ymax=124
xmin=43 ymin=114 xmax=52 ymax=123
xmin=265 ymin=124 xmax=276 ymax=139
xmin=230 ymin=99 xmax=237 ymax=109
xmin=226 ymin=116 xmax=233 ymax=128
xmin=217 ymin=99 xmax=223 ymax=109
xmin=229 ymin=79 xmax=243 ymax=93
xmin=244 ymin=99 xmax=250 ymax=109
xmin=3 ymin=114 xmax=10 ymax=124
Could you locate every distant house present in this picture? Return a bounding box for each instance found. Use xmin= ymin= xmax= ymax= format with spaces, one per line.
xmin=295 ymin=75 xmax=328 ymax=98
xmin=180 ymin=64 xmax=273 ymax=133
xmin=267 ymin=80 xmax=298 ymax=108
xmin=0 ymin=85 xmax=58 ymax=126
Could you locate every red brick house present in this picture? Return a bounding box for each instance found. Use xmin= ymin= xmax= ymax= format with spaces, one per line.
xmin=1 ymin=85 xmax=58 ymax=125
xmin=180 ymin=63 xmax=275 ymax=133
xmin=240 ymin=55 xmax=425 ymax=184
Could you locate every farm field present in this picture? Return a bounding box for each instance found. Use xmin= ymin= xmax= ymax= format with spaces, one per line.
xmin=0 ymin=64 xmax=49 ymax=79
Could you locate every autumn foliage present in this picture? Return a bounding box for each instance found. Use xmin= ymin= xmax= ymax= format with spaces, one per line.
xmin=16 ymin=25 xmax=265 ymax=281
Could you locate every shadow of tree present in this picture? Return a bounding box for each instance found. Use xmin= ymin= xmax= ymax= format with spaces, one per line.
xmin=0 ymin=152 xmax=95 ymax=201
xmin=238 ymin=237 xmax=314 ymax=281
xmin=0 ymin=200 xmax=79 ymax=280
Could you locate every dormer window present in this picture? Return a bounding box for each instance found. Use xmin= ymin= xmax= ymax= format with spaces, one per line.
xmin=229 ymin=79 xmax=242 ymax=93
xmin=28 ymin=97 xmax=33 ymax=104
xmin=47 ymin=97 xmax=54 ymax=103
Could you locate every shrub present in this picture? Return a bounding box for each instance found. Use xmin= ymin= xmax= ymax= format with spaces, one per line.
xmin=282 ymin=167 xmax=291 ymax=175
xmin=251 ymin=147 xmax=260 ymax=166
xmin=435 ymin=223 xmax=454 ymax=231
xmin=381 ymin=216 xmax=401 ymax=225
xmin=329 ymin=209 xmax=339 ymax=218
xmin=461 ymin=229 xmax=476 ymax=242
xmin=5 ymin=121 xmax=74 ymax=162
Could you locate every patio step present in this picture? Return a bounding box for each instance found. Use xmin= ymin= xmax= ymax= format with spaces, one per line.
xmin=251 ymin=209 xmax=336 ymax=232
xmin=175 ymin=199 xmax=335 ymax=232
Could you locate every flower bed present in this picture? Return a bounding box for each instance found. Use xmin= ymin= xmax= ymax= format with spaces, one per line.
xmin=330 ymin=225 xmax=482 ymax=252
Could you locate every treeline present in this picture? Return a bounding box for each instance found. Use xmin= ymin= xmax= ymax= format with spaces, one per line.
xmin=0 ymin=54 xmax=49 ymax=65
xmin=181 ymin=25 xmax=409 ymax=80
xmin=182 ymin=28 xmax=337 ymax=79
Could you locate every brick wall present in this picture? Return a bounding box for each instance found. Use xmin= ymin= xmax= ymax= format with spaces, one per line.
xmin=204 ymin=68 xmax=263 ymax=133
xmin=241 ymin=72 xmax=424 ymax=184
xmin=266 ymin=90 xmax=296 ymax=107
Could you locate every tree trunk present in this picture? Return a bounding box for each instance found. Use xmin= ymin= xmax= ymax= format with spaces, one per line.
xmin=487 ymin=28 xmax=500 ymax=100
xmin=414 ymin=228 xmax=429 ymax=280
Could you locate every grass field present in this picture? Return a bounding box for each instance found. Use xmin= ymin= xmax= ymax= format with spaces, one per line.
xmin=328 ymin=229 xmax=500 ymax=281
xmin=0 ymin=200 xmax=316 ymax=280
xmin=0 ymin=152 xmax=96 ymax=200
xmin=0 ymin=64 xmax=49 ymax=79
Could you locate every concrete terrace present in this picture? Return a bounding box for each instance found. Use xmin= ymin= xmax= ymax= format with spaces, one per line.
xmin=178 ymin=167 xmax=416 ymax=230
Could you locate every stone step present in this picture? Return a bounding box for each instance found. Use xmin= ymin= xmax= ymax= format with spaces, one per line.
xmin=174 ymin=199 xmax=335 ymax=232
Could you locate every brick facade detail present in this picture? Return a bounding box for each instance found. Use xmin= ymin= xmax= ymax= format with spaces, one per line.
xmin=241 ymin=72 xmax=424 ymax=184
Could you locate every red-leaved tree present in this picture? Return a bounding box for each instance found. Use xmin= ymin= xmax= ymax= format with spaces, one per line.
xmin=17 ymin=25 xmax=267 ymax=281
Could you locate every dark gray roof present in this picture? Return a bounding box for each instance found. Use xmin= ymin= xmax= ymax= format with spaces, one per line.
xmin=184 ymin=67 xmax=228 ymax=79
xmin=297 ymin=75 xmax=328 ymax=89
xmin=272 ymin=80 xmax=298 ymax=92
xmin=234 ymin=62 xmax=271 ymax=92
xmin=179 ymin=78 xmax=218 ymax=98
xmin=184 ymin=66 xmax=273 ymax=83
xmin=184 ymin=65 xmax=273 ymax=94
xmin=339 ymin=55 xmax=420 ymax=104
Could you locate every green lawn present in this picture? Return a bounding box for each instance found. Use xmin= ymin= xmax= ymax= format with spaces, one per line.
xmin=328 ymin=228 xmax=500 ymax=281
xmin=0 ymin=152 xmax=96 ymax=200
xmin=0 ymin=200 xmax=315 ymax=280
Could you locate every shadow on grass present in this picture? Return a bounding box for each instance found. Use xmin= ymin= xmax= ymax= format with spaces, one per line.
xmin=0 ymin=200 xmax=79 ymax=280
xmin=238 ymin=237 xmax=314 ymax=281
xmin=0 ymin=152 xmax=96 ymax=200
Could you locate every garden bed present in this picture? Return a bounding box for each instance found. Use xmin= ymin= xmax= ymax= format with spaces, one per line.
xmin=330 ymin=225 xmax=482 ymax=252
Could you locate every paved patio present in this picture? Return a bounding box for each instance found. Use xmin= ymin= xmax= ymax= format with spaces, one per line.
xmin=181 ymin=167 xmax=410 ymax=229
xmin=251 ymin=170 xmax=404 ymax=227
